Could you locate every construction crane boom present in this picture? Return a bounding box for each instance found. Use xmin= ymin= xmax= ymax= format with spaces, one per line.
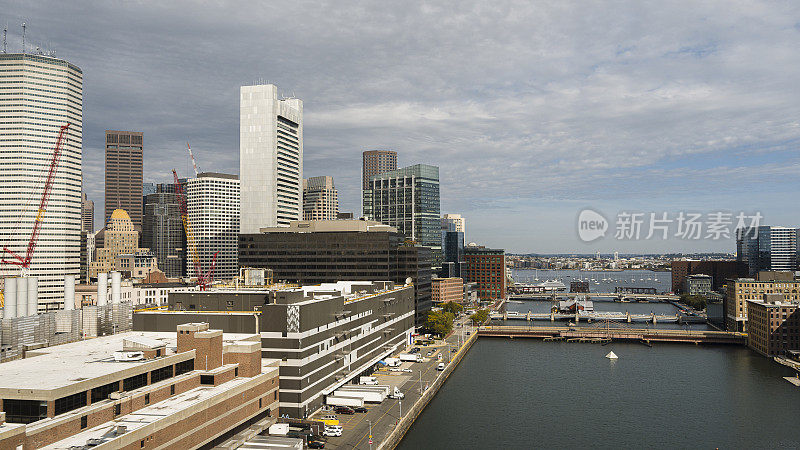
xmin=3 ymin=123 xmax=70 ymax=274
xmin=186 ymin=142 xmax=199 ymax=177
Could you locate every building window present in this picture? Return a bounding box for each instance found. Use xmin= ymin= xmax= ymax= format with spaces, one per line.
xmin=123 ymin=373 xmax=148 ymax=392
xmin=175 ymin=359 xmax=194 ymax=375
xmin=259 ymin=398 xmax=262 ymax=408
xmin=91 ymin=381 xmax=119 ymax=403
xmin=170 ymin=385 xmax=175 ymax=395
xmin=2 ymin=399 xmax=47 ymax=424
xmin=150 ymin=365 xmax=173 ymax=384
xmin=200 ymin=375 xmax=214 ymax=385
xmin=54 ymin=391 xmax=88 ymax=416
xmin=235 ymin=367 xmax=239 ymax=377
xmin=144 ymin=393 xmax=150 ymax=405
xmin=81 ymin=415 xmax=88 ymax=429
xmin=114 ymin=404 xmax=121 ymax=416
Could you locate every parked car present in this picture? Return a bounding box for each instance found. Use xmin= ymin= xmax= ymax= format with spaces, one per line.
xmin=320 ymin=415 xmax=339 ymax=426
xmin=309 ymin=440 xmax=326 ymax=449
xmin=334 ymin=406 xmax=355 ymax=415
xmin=426 ymin=351 xmax=433 ymax=357
xmin=437 ymin=362 xmax=445 ymax=371
xmin=323 ymin=428 xmax=342 ymax=437
xmin=353 ymin=406 xmax=368 ymax=413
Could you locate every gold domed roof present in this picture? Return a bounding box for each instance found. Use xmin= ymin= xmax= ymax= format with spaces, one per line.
xmin=110 ymin=209 xmax=130 ymax=220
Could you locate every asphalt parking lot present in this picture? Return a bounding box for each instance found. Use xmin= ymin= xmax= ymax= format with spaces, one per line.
xmin=313 ymin=318 xmax=476 ymax=449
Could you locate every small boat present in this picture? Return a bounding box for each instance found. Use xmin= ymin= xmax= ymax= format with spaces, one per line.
xmin=606 ymin=351 xmax=618 ymax=359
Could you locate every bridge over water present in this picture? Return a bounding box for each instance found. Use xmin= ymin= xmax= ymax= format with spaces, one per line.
xmin=478 ymin=325 xmax=745 ymax=345
xmin=490 ymin=310 xmax=706 ymax=324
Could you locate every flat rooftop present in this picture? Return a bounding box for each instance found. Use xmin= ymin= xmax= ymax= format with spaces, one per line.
xmin=0 ymin=331 xmax=255 ymax=393
xmin=258 ymin=219 xmax=397 ymax=234
xmin=41 ymin=367 xmax=276 ymax=450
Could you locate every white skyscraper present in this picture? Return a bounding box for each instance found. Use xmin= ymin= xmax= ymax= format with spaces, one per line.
xmin=0 ymin=52 xmax=83 ymax=310
xmin=186 ymin=173 xmax=240 ymax=281
xmin=239 ymin=84 xmax=303 ymax=233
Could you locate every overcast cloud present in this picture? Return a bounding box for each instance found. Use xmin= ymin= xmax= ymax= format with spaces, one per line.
xmin=3 ymin=1 xmax=800 ymax=253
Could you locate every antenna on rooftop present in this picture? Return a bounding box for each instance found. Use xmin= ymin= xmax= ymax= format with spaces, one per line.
xmin=21 ymin=22 xmax=26 ymax=54
xmin=2 ymin=24 xmax=7 ymax=53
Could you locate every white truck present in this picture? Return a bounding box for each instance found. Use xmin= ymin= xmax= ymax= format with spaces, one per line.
xmin=383 ymin=357 xmax=401 ymax=367
xmin=335 ymin=388 xmax=385 ymax=403
xmin=326 ymin=395 xmax=365 ymax=407
xmin=359 ymin=376 xmax=378 ymax=385
xmin=398 ymin=353 xmax=423 ymax=363
xmin=388 ymin=386 xmax=405 ymax=399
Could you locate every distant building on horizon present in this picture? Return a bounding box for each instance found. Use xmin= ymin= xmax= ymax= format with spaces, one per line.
xmin=442 ymin=214 xmax=465 ymax=235
xmin=303 ymin=176 xmax=339 ymax=220
xmin=239 ymin=84 xmax=303 ymax=232
xmin=105 ymin=130 xmax=144 ymax=228
xmin=142 ymin=193 xmax=185 ymax=278
xmin=186 ymin=173 xmax=240 ymax=281
xmin=81 ymin=193 xmax=94 ymax=233
xmin=670 ymin=260 xmax=746 ymax=294
xmin=0 ymin=53 xmax=83 ymax=309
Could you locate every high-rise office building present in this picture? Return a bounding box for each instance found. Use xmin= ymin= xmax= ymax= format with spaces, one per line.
xmin=142 ymin=193 xmax=185 ymax=278
xmin=737 ymin=226 xmax=799 ymax=275
xmin=239 ymin=84 xmax=303 ymax=232
xmin=81 ymin=193 xmax=94 ymax=233
xmin=363 ymin=164 xmax=442 ymax=266
xmin=0 ymin=52 xmax=83 ymax=309
xmin=362 ymin=150 xmax=397 ymax=191
xmin=758 ymin=226 xmax=797 ymax=272
xmin=302 ymin=176 xmax=339 ymax=220
xmin=186 ymin=173 xmax=239 ymax=280
xmin=105 ymin=130 xmax=144 ymax=227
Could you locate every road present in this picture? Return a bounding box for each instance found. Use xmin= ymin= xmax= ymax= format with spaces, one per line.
xmin=315 ymin=315 xmax=477 ymax=450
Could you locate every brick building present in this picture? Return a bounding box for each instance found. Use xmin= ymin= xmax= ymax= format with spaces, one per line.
xmin=746 ymin=294 xmax=800 ymax=357
xmin=463 ymin=247 xmax=506 ymax=301
xmin=671 ymin=260 xmax=747 ymax=294
xmin=724 ymin=277 xmax=800 ymax=332
xmin=0 ymin=323 xmax=279 ymax=449
xmin=433 ymin=277 xmax=464 ymax=304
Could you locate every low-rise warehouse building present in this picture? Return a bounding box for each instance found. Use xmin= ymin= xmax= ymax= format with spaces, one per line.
xmin=0 ymin=323 xmax=279 ymax=449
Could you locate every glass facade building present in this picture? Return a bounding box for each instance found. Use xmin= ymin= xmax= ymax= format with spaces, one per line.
xmin=363 ymin=164 xmax=441 ymax=267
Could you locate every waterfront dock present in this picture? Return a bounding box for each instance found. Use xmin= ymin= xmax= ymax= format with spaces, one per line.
xmin=478 ymin=325 xmax=746 ymax=345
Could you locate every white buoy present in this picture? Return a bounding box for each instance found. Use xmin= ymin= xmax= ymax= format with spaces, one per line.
xmin=606 ymin=351 xmax=618 ymax=359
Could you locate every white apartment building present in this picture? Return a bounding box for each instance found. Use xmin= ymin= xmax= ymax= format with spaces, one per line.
xmin=239 ymin=84 xmax=303 ymax=232
xmin=0 ymin=53 xmax=83 ymax=310
xmin=302 ymin=176 xmax=339 ymax=220
xmin=186 ymin=173 xmax=240 ymax=281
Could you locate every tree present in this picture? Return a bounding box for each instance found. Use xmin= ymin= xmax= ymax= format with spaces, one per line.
xmin=470 ymin=309 xmax=489 ymax=325
xmin=441 ymin=301 xmax=464 ymax=315
xmin=679 ymin=294 xmax=707 ymax=311
xmin=426 ymin=310 xmax=455 ymax=336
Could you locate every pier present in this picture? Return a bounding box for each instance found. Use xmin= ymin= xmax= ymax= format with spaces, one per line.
xmin=478 ymin=325 xmax=746 ymax=345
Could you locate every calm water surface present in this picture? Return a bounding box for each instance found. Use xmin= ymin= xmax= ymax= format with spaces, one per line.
xmin=398 ymin=339 xmax=800 ymax=449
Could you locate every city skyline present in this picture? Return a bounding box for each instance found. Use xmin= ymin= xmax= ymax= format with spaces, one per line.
xmin=3 ymin=2 xmax=800 ymax=254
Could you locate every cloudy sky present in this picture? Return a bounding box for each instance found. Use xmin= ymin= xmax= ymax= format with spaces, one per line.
xmin=4 ymin=1 xmax=800 ymax=254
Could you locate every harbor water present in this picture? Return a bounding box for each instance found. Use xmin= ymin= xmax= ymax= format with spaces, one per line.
xmin=397 ymin=338 xmax=800 ymax=449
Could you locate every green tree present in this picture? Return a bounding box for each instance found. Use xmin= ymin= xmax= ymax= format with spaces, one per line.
xmin=470 ymin=309 xmax=489 ymax=325
xmin=679 ymin=294 xmax=707 ymax=311
xmin=426 ymin=310 xmax=455 ymax=336
xmin=441 ymin=301 xmax=464 ymax=315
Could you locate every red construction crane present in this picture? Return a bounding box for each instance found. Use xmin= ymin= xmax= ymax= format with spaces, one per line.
xmin=172 ymin=169 xmax=217 ymax=289
xmin=3 ymin=123 xmax=70 ymax=275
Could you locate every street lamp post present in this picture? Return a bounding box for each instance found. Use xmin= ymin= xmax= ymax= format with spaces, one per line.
xmin=368 ymin=420 xmax=373 ymax=450
xmin=399 ymin=399 xmax=402 ymax=418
